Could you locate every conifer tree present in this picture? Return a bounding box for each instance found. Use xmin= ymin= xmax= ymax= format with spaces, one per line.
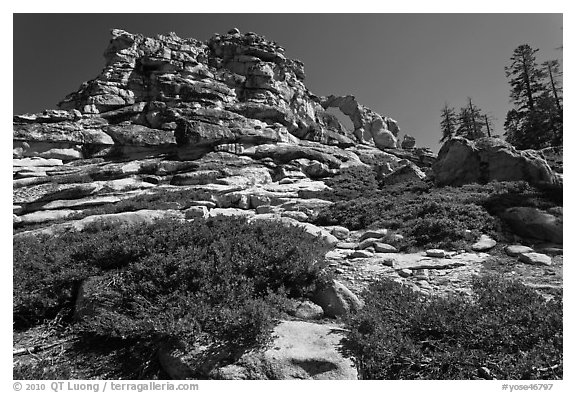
xmin=440 ymin=103 xmax=457 ymax=142
xmin=503 ymin=44 xmax=562 ymax=149
xmin=455 ymin=98 xmax=486 ymax=140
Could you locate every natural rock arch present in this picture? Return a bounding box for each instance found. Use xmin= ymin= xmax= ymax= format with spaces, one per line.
xmin=319 ymin=95 xmax=399 ymax=149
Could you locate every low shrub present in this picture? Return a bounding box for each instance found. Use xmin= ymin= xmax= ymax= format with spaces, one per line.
xmin=314 ymin=180 xmax=562 ymax=250
xmin=14 ymin=217 xmax=331 ymax=347
xmin=300 ymin=166 xmax=381 ymax=202
xmin=13 ymin=360 xmax=72 ymax=380
xmin=315 ymin=186 xmax=499 ymax=250
xmin=344 ymin=275 xmax=562 ymax=379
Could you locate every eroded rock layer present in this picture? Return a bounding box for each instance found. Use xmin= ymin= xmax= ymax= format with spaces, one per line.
xmin=15 ymin=28 xmax=412 ymax=165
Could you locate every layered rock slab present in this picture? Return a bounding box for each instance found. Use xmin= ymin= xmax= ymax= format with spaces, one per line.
xmin=214 ymin=320 xmax=357 ymax=380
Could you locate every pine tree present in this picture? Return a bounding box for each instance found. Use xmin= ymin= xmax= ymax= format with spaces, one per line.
xmin=543 ymin=59 xmax=563 ymax=146
xmin=503 ymin=44 xmax=561 ymax=149
xmin=440 ymin=103 xmax=457 ymax=142
xmin=544 ymin=59 xmax=563 ymax=113
xmin=455 ymin=98 xmax=487 ymax=140
xmin=483 ymin=114 xmax=495 ymax=137
xmin=505 ymin=45 xmax=546 ymax=115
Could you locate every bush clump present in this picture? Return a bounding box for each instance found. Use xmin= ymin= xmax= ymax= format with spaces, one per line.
xmin=300 ymin=166 xmax=381 ymax=202
xmin=315 ymin=185 xmax=498 ymax=250
xmin=344 ymin=275 xmax=562 ymax=380
xmin=14 ymin=217 xmax=332 ymax=377
xmin=314 ymin=180 xmax=561 ymax=250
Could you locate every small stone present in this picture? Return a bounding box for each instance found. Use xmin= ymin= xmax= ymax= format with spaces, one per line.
xmin=471 ymin=234 xmax=497 ymax=251
xmin=357 ymin=238 xmax=378 ymax=250
xmin=335 ymin=268 xmax=345 ymax=275
xmin=256 ymin=205 xmax=274 ymax=214
xmin=329 ymin=226 xmax=350 ymax=240
xmin=359 ymin=229 xmax=388 ymax=241
xmin=336 ymin=242 xmax=356 ymax=250
xmin=426 ymin=249 xmax=447 ymax=258
xmin=281 ymin=211 xmax=308 ymax=222
xmin=478 ymin=366 xmax=494 ymax=380
xmin=288 ymin=300 xmax=324 ymax=320
xmin=505 ymin=245 xmax=534 ymax=256
xmin=228 ymin=27 xmax=240 ymax=35
xmin=519 ymin=252 xmax=552 ymax=266
xmin=348 ymin=250 xmax=374 ymax=259
xmin=311 ymin=280 xmax=363 ymax=317
xmin=373 ymin=242 xmax=398 ymax=253
xmin=397 ymin=269 xmax=412 ymax=278
xmin=142 ymin=175 xmax=163 ymax=184
xmin=184 ymin=206 xmax=208 ymax=220
xmin=416 ymin=280 xmax=432 ymax=288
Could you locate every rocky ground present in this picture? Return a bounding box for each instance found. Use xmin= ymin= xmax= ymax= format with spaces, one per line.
xmin=13 ymin=27 xmax=562 ymax=380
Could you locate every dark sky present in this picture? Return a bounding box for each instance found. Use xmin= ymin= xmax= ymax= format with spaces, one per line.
xmin=13 ymin=13 xmax=562 ymax=152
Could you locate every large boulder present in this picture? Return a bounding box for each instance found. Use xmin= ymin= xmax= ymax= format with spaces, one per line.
xmin=379 ymin=162 xmax=426 ymax=185
xmin=538 ymin=146 xmax=563 ymax=173
xmin=311 ymin=280 xmax=363 ymax=317
xmin=432 ymin=137 xmax=558 ymax=186
xmin=401 ymin=134 xmax=416 ymax=149
xmin=501 ymin=207 xmax=563 ymax=244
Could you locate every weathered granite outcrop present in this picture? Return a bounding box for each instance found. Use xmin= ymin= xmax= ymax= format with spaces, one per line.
xmin=15 ymin=28 xmax=408 ymax=166
xmin=320 ymin=95 xmax=400 ymax=149
xmin=502 ymin=206 xmax=563 ymax=244
xmin=213 ymin=320 xmax=357 ymax=380
xmin=432 ymin=137 xmax=558 ymax=186
xmin=13 ymin=27 xmax=565 ymax=382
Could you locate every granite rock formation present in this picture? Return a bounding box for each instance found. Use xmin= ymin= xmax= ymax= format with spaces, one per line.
xmin=13 ymin=27 xmax=563 ymax=381
xmin=15 ymin=28 xmax=414 ymax=164
xmin=432 ymin=137 xmax=559 ymax=186
xmin=13 ymin=27 xmax=435 ymax=240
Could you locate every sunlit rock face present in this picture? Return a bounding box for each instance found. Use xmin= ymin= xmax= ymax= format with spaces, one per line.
xmin=13 ymin=27 xmax=428 ymax=241
xmin=432 ymin=137 xmax=558 ymax=187
xmin=15 ymin=28 xmax=406 ymax=162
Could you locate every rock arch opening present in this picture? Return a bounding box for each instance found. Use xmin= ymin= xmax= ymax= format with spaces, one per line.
xmin=325 ymin=107 xmax=354 ymax=133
